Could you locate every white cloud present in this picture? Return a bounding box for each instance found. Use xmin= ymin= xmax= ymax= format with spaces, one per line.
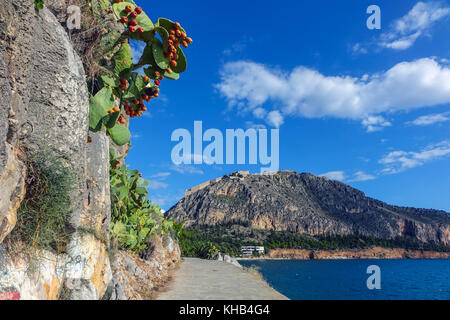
xmin=358 ymin=156 xmax=371 ymax=163
xmin=150 ymin=172 xmax=171 ymax=179
xmin=266 ymin=110 xmax=284 ymax=128
xmin=348 ymin=171 xmax=376 ymax=182
xmin=223 ymin=37 xmax=252 ymax=56
xmin=245 ymin=121 xmax=266 ymax=130
xmin=216 ymin=58 xmax=450 ymax=128
xmin=320 ymin=171 xmax=346 ymax=181
xmin=151 ymin=192 xmax=184 ymax=208
xmin=352 ymin=43 xmax=368 ymax=54
xmin=321 ymin=170 xmax=377 ymax=182
xmin=407 ymin=111 xmax=450 ymax=126
xmin=131 ymin=133 xmax=142 ymax=139
xmin=379 ymin=141 xmax=450 ymax=174
xmin=362 ymin=116 xmax=392 ymax=132
xmin=253 ymin=107 xmax=267 ymax=119
xmin=170 ymin=164 xmax=204 ymax=175
xmin=380 ymin=2 xmax=450 ymax=50
xmin=249 ymin=108 xmax=284 ymax=127
xmin=148 ymin=180 xmax=169 ymax=190
xmin=382 ymin=32 xmax=422 ymax=50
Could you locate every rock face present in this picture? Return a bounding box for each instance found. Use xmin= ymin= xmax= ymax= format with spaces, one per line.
xmin=0 ymin=0 xmax=111 ymax=300
xmin=108 ymin=235 xmax=181 ymax=300
xmin=267 ymin=247 xmax=450 ymax=260
xmin=0 ymin=0 xmax=181 ymax=300
xmin=0 ymin=4 xmax=26 ymax=244
xmin=0 ymin=145 xmax=25 ymax=243
xmin=0 ymin=244 xmax=66 ymax=300
xmin=166 ymin=171 xmax=450 ymax=245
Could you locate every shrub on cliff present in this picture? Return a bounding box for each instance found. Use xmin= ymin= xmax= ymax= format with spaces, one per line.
xmin=109 ymin=149 xmax=176 ymax=253
xmin=10 ymin=151 xmax=75 ymax=253
xmin=88 ymin=1 xmax=193 ymax=146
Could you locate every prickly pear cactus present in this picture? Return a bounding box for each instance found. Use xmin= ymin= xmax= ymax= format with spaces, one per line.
xmin=89 ymin=0 xmax=193 ymax=146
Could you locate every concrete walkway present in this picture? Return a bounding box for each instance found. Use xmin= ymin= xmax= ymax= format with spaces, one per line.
xmin=156 ymin=258 xmax=288 ymax=300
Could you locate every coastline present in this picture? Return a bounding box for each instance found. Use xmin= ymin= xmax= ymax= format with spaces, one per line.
xmin=237 ymin=247 xmax=450 ymax=260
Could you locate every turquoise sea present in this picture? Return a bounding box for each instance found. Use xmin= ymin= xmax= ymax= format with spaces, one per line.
xmin=238 ymin=259 xmax=450 ymax=300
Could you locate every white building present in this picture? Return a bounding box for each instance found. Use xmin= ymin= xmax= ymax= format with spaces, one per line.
xmin=241 ymin=246 xmax=265 ymax=256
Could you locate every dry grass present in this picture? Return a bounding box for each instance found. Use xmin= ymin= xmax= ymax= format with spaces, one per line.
xmin=56 ymin=0 xmax=122 ymax=85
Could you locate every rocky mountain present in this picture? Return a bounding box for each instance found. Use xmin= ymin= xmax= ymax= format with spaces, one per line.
xmin=166 ymin=171 xmax=450 ymax=245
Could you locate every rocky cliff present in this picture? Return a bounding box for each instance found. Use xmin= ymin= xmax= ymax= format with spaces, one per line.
xmin=166 ymin=171 xmax=450 ymax=245
xmin=0 ymin=0 xmax=111 ymax=300
xmin=0 ymin=0 xmax=179 ymax=300
xmin=267 ymin=247 xmax=450 ymax=260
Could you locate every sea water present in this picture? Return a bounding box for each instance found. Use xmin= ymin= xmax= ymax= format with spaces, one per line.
xmin=238 ymin=259 xmax=450 ymax=300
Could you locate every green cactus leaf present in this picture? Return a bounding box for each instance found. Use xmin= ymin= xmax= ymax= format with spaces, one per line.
xmin=100 ymin=30 xmax=123 ymax=57
xmin=101 ymin=75 xmax=117 ymax=87
xmin=144 ymin=68 xmax=165 ymax=84
xmin=140 ymin=43 xmax=155 ymax=66
xmin=123 ymin=72 xmax=147 ymax=100
xmin=128 ymin=169 xmax=139 ymax=176
xmin=132 ymin=72 xmax=147 ymax=92
xmin=114 ymin=42 xmax=133 ymax=75
xmin=119 ymin=186 xmax=130 ymax=201
xmin=113 ymin=2 xmax=154 ymax=41
xmin=164 ymin=70 xmax=180 ymax=80
xmin=119 ymin=68 xmax=134 ymax=81
xmin=144 ymin=66 xmax=159 ymax=79
xmin=112 ymin=221 xmax=127 ymax=237
xmin=154 ymin=26 xmax=170 ymax=51
xmin=156 ymin=18 xmax=186 ymax=34
xmin=171 ymin=47 xmax=187 ymax=74
xmin=127 ymin=28 xmax=155 ymax=43
xmin=89 ymin=87 xmax=114 ymax=132
xmin=135 ymin=187 xmax=148 ymax=195
xmin=138 ymin=230 xmax=150 ymax=243
xmin=152 ymin=39 xmax=170 ymax=69
xmin=103 ymin=110 xmax=121 ymax=129
xmin=112 ymin=2 xmax=134 ymax=20
xmin=107 ymin=124 xmax=131 ymax=146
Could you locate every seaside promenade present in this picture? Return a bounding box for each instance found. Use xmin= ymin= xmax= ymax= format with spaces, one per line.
xmin=156 ymin=258 xmax=288 ymax=300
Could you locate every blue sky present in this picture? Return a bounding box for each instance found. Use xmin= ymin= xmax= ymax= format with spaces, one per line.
xmin=126 ymin=0 xmax=450 ymax=212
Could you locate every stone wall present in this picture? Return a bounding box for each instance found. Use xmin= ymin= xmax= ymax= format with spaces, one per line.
xmin=184 ymin=171 xmax=250 ymax=197
xmin=185 ymin=179 xmax=220 ymax=197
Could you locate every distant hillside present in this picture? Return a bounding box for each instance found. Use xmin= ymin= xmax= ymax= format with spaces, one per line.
xmin=166 ymin=171 xmax=450 ymax=245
